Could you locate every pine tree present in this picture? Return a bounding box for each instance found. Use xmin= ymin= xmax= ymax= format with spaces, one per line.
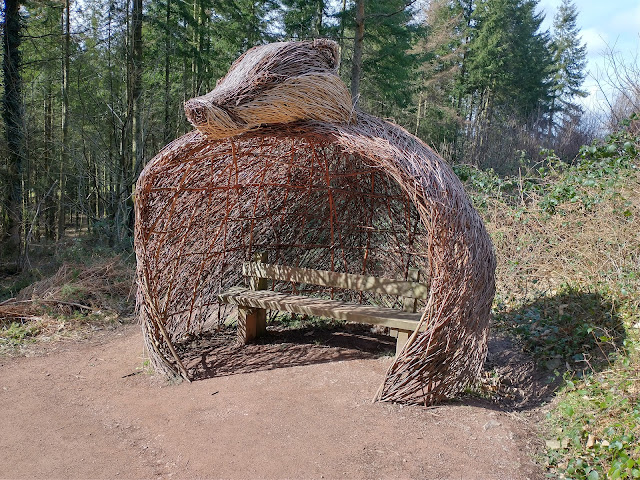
xmin=146 ymin=0 xmax=193 ymax=143
xmin=282 ymin=0 xmax=325 ymax=39
xmin=549 ymin=0 xmax=587 ymax=135
xmin=414 ymin=0 xmax=469 ymax=149
xmin=58 ymin=0 xmax=71 ymax=240
xmin=350 ymin=0 xmax=364 ymax=105
xmin=211 ymin=0 xmax=276 ymax=56
xmin=462 ymin=0 xmax=552 ymax=167
xmin=465 ymin=0 xmax=551 ymax=121
xmin=131 ymin=0 xmax=143 ymax=184
xmin=13 ymin=3 xmax=61 ymax=242
xmin=345 ymin=0 xmax=418 ymax=117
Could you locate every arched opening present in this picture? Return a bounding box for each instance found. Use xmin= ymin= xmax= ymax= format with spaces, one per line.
xmin=137 ymin=129 xmax=430 ymax=339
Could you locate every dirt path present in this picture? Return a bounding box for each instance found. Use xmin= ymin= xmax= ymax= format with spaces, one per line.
xmin=0 ymin=325 xmax=544 ymax=479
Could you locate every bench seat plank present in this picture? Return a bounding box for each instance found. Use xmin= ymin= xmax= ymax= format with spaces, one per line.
xmin=218 ymin=287 xmax=423 ymax=332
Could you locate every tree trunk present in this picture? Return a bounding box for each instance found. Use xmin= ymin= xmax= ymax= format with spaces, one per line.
xmin=163 ymin=0 xmax=172 ymax=143
xmin=190 ymin=0 xmax=199 ymax=96
xmin=314 ymin=0 xmax=323 ymax=36
xmin=131 ymin=0 xmax=143 ymax=181
xmin=106 ymin=0 xmax=118 ymax=232
xmin=58 ymin=0 xmax=71 ymax=241
xmin=338 ymin=0 xmax=347 ymax=76
xmin=350 ymin=0 xmax=365 ymax=106
xmin=44 ymin=82 xmax=55 ymax=240
xmin=2 ymin=0 xmax=25 ymax=264
xmin=130 ymin=0 xmax=143 ymax=230
xmin=197 ymin=0 xmax=205 ymax=92
xmin=415 ymin=93 xmax=422 ymax=136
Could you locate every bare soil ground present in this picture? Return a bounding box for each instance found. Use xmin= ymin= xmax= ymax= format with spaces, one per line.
xmin=0 ymin=323 xmax=547 ymax=479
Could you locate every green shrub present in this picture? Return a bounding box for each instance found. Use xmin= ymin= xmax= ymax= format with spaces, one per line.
xmin=0 ymin=322 xmax=40 ymax=345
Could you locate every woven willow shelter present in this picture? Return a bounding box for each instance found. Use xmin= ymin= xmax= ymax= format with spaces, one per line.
xmin=135 ymin=40 xmax=496 ymax=406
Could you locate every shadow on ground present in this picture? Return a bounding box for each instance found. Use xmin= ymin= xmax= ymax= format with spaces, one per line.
xmin=467 ymin=288 xmax=626 ymax=411
xmin=179 ymin=321 xmax=395 ymax=381
xmin=179 ymin=289 xmax=625 ymax=412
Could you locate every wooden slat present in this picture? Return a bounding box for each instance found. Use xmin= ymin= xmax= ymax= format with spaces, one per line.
xmin=249 ymin=252 xmax=268 ymax=292
xmin=403 ymin=268 xmax=420 ymax=312
xmin=237 ymin=307 xmax=257 ymax=344
xmin=218 ymin=287 xmax=423 ymax=332
xmin=249 ymin=252 xmax=268 ymax=337
xmin=241 ymin=263 xmax=430 ymax=299
xmin=396 ymin=330 xmax=410 ymax=356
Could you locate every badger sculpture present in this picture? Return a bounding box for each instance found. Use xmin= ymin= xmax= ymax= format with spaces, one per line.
xmin=184 ymin=39 xmax=356 ymax=139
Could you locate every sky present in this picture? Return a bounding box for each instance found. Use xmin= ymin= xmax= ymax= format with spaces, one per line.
xmin=537 ymin=0 xmax=640 ymax=113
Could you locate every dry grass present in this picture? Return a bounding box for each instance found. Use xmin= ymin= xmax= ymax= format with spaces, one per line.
xmin=487 ymin=182 xmax=640 ymax=309
xmin=15 ymin=256 xmax=135 ymax=308
xmin=460 ymin=129 xmax=640 ymax=478
xmin=0 ymin=256 xmax=136 ymax=354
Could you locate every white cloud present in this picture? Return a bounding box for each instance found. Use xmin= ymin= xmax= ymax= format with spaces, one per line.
xmin=581 ymin=28 xmax=610 ymax=60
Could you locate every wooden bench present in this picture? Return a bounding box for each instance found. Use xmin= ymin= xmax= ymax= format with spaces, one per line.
xmin=217 ymin=254 xmax=430 ymax=356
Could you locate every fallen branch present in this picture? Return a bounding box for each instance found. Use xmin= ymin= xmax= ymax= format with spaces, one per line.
xmin=0 ymin=297 xmax=17 ymax=306
xmin=0 ymin=298 xmax=94 ymax=311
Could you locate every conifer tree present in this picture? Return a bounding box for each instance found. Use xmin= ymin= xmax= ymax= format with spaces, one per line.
xmin=350 ymin=0 xmax=364 ymax=105
xmin=414 ymin=0 xmax=469 ymax=148
xmin=131 ymin=0 xmax=143 ymax=183
xmin=461 ymin=0 xmax=552 ymax=167
xmin=465 ymin=0 xmax=551 ymax=122
xmin=549 ymin=0 xmax=587 ymax=134
xmin=346 ymin=0 xmax=417 ymax=117
xmin=58 ymin=0 xmax=71 ymax=240
xmin=211 ymin=0 xmax=276 ymax=55
xmin=282 ymin=0 xmax=325 ymax=39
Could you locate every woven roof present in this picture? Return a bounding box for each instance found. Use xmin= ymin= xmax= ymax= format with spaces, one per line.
xmin=135 ymin=40 xmax=496 ymax=405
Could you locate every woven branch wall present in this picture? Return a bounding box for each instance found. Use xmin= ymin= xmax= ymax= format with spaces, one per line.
xmin=134 ymin=40 xmax=496 ymax=406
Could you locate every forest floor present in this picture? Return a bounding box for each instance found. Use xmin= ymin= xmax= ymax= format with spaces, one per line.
xmin=0 ymin=318 xmax=551 ymax=479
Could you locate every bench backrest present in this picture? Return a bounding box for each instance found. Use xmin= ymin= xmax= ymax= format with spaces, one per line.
xmin=242 ymin=262 xmax=430 ymax=300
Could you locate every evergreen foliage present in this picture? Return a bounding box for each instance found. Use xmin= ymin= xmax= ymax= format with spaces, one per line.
xmin=361 ymin=0 xmax=418 ymax=117
xmin=2 ymin=0 xmax=25 ymax=259
xmin=341 ymin=0 xmax=419 ymax=118
xmin=465 ymin=0 xmax=551 ymax=120
xmin=549 ymin=0 xmax=588 ymax=134
xmin=282 ymin=0 xmax=325 ymax=39
xmin=414 ymin=0 xmax=469 ymax=148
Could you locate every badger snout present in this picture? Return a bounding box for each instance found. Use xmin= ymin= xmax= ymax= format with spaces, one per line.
xmin=184 ymin=100 xmax=209 ymax=127
xmin=184 ymin=98 xmax=248 ymax=139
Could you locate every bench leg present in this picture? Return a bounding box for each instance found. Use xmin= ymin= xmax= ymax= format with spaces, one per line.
xmin=237 ymin=307 xmax=257 ymax=344
xmin=395 ymin=330 xmax=410 ymax=356
xmin=256 ymin=308 xmax=267 ymax=337
xmin=237 ymin=307 xmax=267 ymax=344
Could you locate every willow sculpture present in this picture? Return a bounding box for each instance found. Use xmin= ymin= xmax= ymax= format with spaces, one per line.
xmin=135 ymin=39 xmax=496 ymax=406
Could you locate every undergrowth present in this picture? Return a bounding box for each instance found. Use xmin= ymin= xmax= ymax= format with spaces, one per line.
xmin=458 ymin=115 xmax=640 ymax=479
xmin=0 ymin=237 xmax=136 ymax=354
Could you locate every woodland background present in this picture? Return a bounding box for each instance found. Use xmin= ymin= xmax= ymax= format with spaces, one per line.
xmin=1 ymin=0 xmax=617 ymax=267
